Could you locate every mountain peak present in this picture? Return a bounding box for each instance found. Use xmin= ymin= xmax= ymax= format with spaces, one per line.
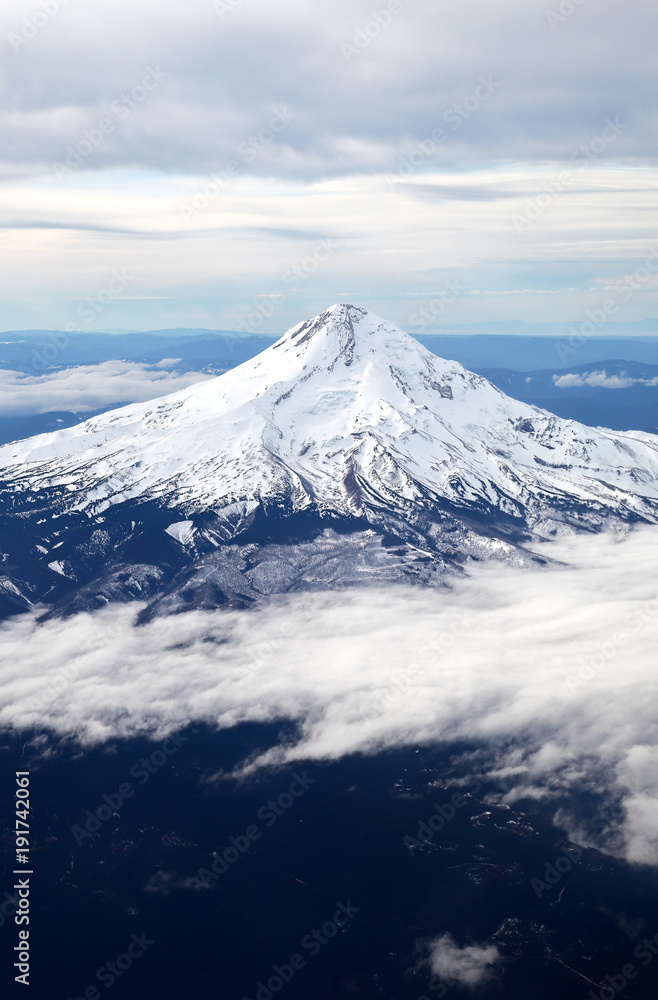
xmin=2 ymin=304 xmax=658 ymax=618
xmin=2 ymin=304 xmax=658 ymax=529
xmin=287 ymin=303 xmax=372 ymax=342
xmin=276 ymin=303 xmax=417 ymax=370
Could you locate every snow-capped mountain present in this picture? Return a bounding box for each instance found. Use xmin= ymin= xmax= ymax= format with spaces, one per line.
xmin=2 ymin=304 xmax=658 ymax=619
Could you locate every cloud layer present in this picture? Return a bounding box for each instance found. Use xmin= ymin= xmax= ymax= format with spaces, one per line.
xmin=0 ymin=361 xmax=210 ymax=415
xmin=2 ymin=528 xmax=658 ymax=864
xmin=1 ymin=0 xmax=655 ymax=178
xmin=553 ymin=370 xmax=658 ymax=389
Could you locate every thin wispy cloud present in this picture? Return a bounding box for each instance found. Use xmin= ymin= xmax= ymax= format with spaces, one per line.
xmin=2 ymin=165 xmax=657 ymax=334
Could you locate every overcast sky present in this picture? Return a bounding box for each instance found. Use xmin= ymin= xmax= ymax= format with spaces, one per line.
xmin=1 ymin=0 xmax=657 ymax=333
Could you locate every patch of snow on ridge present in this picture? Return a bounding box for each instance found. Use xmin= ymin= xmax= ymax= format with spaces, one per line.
xmin=165 ymin=521 xmax=195 ymax=546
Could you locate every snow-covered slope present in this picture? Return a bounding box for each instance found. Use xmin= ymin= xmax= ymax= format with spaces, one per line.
xmin=2 ymin=304 xmax=658 ymax=526
xmin=2 ymin=304 xmax=658 ymax=619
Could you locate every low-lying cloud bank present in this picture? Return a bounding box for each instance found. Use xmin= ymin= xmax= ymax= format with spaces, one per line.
xmin=2 ymin=528 xmax=658 ymax=864
xmin=553 ymin=370 xmax=658 ymax=390
xmin=0 ymin=362 xmax=211 ymax=416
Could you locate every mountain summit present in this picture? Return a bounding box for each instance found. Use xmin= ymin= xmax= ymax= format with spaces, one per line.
xmin=1 ymin=304 xmax=658 ymax=618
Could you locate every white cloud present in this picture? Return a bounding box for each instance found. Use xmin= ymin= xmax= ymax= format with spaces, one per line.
xmin=427 ymin=934 xmax=501 ymax=990
xmin=2 ymin=528 xmax=658 ymax=863
xmin=553 ymin=370 xmax=658 ymax=389
xmin=0 ymin=361 xmax=211 ymax=416
xmin=553 ymin=372 xmax=588 ymax=388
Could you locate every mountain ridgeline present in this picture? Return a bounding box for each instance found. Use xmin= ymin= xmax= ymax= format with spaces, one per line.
xmin=1 ymin=304 xmax=658 ymax=620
